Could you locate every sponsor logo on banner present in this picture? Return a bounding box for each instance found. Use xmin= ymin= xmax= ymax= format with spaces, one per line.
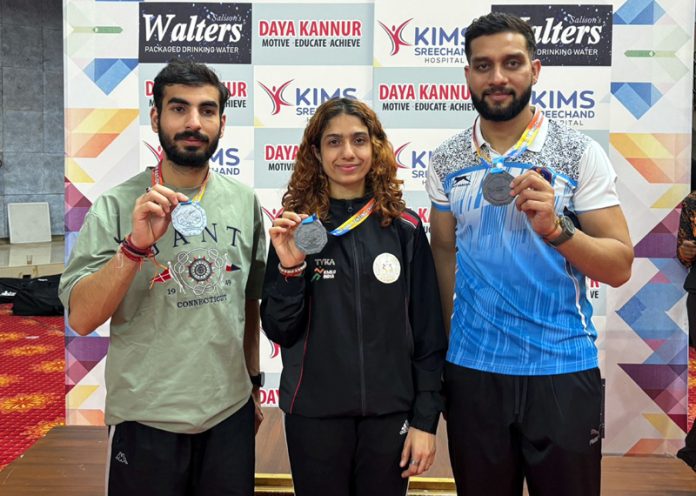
xmin=394 ymin=142 xmax=430 ymax=180
xmin=144 ymin=140 xmax=164 ymax=166
xmin=375 ymin=67 xmax=477 ymax=128
xmin=492 ymin=5 xmax=612 ymax=66
xmin=378 ymin=82 xmax=473 ymax=112
xmin=389 ymin=129 xmax=457 ymax=189
xmin=253 ymin=4 xmax=372 ymax=65
xmin=258 ymin=189 xmax=287 ymax=234
xmin=139 ymin=3 xmax=252 ymax=63
xmin=209 ymin=147 xmax=242 ymax=176
xmin=143 ymin=79 xmax=250 ymax=111
xmin=211 ymin=129 xmax=254 ymax=185
xmin=254 ymin=66 xmax=371 ymax=128
xmin=377 ymin=18 xmax=467 ymax=64
xmin=254 ymin=128 xmax=304 ymax=187
xmin=258 ymin=79 xmax=358 ymax=117
xmin=531 ymin=88 xmax=596 ymax=127
xmin=258 ymin=388 xmax=281 ymax=406
xmin=258 ymin=19 xmax=363 ymax=48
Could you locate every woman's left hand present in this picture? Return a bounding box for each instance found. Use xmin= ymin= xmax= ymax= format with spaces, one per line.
xmin=399 ymin=427 xmax=436 ymax=478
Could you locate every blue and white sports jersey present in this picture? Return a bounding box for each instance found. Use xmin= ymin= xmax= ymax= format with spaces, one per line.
xmin=426 ymin=115 xmax=619 ymax=375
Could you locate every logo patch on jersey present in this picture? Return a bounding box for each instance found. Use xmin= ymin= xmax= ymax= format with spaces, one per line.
xmin=452 ymin=174 xmax=471 ymax=187
xmin=311 ymin=258 xmax=336 ymax=282
xmin=373 ymin=253 xmax=400 ymax=284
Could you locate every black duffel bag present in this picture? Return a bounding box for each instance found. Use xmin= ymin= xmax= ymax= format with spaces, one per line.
xmin=0 ymin=278 xmax=28 ymax=304
xmin=12 ymin=274 xmax=64 ymax=316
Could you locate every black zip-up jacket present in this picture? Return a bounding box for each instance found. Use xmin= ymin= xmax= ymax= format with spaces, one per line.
xmin=261 ymin=195 xmax=447 ymax=433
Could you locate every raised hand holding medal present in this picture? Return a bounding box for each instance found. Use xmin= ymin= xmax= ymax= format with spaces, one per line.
xmin=269 ymin=211 xmax=310 ymax=269
xmin=131 ymin=182 xmax=189 ymax=251
xmin=475 ymin=108 xmax=544 ymax=206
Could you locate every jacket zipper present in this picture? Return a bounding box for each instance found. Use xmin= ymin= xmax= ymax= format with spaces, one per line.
xmin=289 ymin=298 xmax=311 ymax=414
xmin=350 ymin=234 xmax=367 ymax=415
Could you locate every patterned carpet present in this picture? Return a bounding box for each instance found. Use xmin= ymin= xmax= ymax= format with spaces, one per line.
xmin=0 ymin=303 xmax=65 ymax=471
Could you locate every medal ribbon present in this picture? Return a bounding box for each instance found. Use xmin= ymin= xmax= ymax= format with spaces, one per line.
xmin=473 ymin=107 xmax=544 ymax=168
xmin=151 ymin=161 xmax=210 ymax=203
xmin=304 ymin=198 xmax=376 ymax=237
xmin=330 ymin=198 xmax=376 ymax=236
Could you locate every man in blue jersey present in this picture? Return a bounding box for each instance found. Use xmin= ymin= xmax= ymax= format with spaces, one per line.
xmin=427 ymin=12 xmax=633 ymax=496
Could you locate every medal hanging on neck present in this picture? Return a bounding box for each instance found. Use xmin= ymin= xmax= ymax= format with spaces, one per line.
xmin=475 ymin=108 xmax=544 ymax=206
xmin=151 ymin=162 xmax=210 ymax=236
xmin=294 ymin=198 xmax=376 ymax=255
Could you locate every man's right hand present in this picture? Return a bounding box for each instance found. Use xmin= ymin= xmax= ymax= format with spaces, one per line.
xmin=131 ymin=184 xmax=189 ymax=249
xmin=269 ymin=211 xmax=308 ymax=268
xmin=681 ymin=240 xmax=696 ymax=262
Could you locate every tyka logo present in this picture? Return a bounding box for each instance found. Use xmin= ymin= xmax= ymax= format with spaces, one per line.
xmin=378 ymin=18 xmax=413 ymax=55
xmin=258 ymin=80 xmax=294 ymax=115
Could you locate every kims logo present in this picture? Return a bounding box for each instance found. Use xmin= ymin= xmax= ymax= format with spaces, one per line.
xmin=144 ymin=141 xmax=164 ymax=163
xmin=258 ymin=80 xmax=358 ymax=116
xmin=258 ymin=80 xmax=294 ymax=116
xmin=378 ymin=18 xmax=413 ymax=55
xmin=394 ymin=142 xmax=430 ymax=179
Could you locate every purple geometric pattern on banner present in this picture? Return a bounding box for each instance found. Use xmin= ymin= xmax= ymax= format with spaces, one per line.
xmin=66 ymin=335 xmax=110 ymax=361
xmin=616 ymin=255 xmax=688 ymax=432
xmin=619 ymin=363 xmax=687 ymax=430
xmin=614 ymin=0 xmax=665 ymax=25
xmin=64 ymin=336 xmax=110 ymax=394
xmin=617 ymin=258 xmax=685 ymax=342
xmin=65 ymin=179 xmax=93 ymax=232
xmin=611 ymin=82 xmax=663 ymax=119
xmin=634 ymin=207 xmax=679 ymax=258
xmin=83 ymin=59 xmax=138 ymax=95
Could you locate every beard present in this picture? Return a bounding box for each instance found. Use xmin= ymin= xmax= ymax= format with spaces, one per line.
xmin=158 ymin=125 xmax=221 ymax=168
xmin=471 ymin=83 xmax=533 ymax=122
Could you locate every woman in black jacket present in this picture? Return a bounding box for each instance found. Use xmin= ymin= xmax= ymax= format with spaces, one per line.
xmin=261 ymin=98 xmax=447 ymax=496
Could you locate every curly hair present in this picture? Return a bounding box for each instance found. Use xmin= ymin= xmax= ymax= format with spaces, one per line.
xmin=283 ymin=98 xmax=405 ymax=226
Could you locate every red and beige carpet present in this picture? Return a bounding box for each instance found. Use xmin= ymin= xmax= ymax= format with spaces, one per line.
xmin=0 ymin=303 xmax=64 ymax=471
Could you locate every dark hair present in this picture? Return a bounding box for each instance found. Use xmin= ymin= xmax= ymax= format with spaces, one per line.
xmin=465 ymin=12 xmax=536 ymax=62
xmin=283 ymin=98 xmax=405 ymax=226
xmin=152 ymin=59 xmax=229 ymax=116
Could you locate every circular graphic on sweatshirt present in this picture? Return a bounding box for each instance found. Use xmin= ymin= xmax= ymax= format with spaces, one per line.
xmin=373 ymin=253 xmax=401 ymax=284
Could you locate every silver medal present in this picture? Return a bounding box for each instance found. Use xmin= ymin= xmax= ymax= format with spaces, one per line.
xmin=482 ymin=171 xmax=515 ymax=206
xmin=295 ymin=219 xmax=328 ymax=255
xmin=172 ymin=202 xmax=207 ymax=236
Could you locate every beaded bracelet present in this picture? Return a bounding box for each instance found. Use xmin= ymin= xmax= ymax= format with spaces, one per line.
xmin=278 ymin=261 xmax=307 ymax=278
xmin=120 ymin=235 xmax=154 ymax=267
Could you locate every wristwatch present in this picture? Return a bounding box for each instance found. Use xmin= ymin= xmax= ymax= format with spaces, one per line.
xmin=546 ymin=215 xmax=576 ymax=247
xmin=250 ymin=372 xmax=265 ymax=388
